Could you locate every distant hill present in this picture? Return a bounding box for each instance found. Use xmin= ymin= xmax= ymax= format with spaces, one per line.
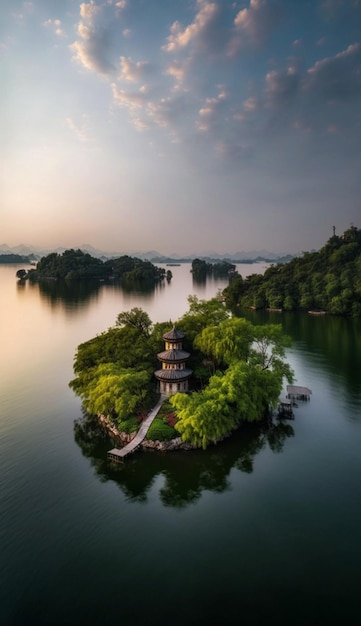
xmin=0 ymin=243 xmax=294 ymax=264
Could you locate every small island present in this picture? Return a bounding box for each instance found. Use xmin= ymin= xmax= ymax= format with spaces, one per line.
xmin=16 ymin=248 xmax=172 ymax=285
xmin=70 ymin=296 xmax=293 ymax=455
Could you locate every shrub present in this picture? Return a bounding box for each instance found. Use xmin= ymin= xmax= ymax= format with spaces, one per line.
xmin=146 ymin=417 xmax=178 ymax=441
xmin=117 ymin=416 xmax=139 ymax=434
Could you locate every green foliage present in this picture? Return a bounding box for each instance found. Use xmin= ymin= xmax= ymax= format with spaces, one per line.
xmin=25 ymin=249 xmax=166 ymax=283
xmin=195 ymin=317 xmax=254 ymax=370
xmin=170 ymin=315 xmax=293 ymax=448
xmin=171 ymin=350 xmax=292 ymax=450
xmin=104 ymin=255 xmax=166 ymax=282
xmin=223 ymin=226 xmax=361 ymax=316
xmin=146 ymin=400 xmax=179 ymax=441
xmin=70 ymin=363 xmax=150 ymax=422
xmin=72 ymin=325 xmax=156 ymax=376
xmin=146 ymin=417 xmax=178 ymax=441
xmin=70 ymin=308 xmax=160 ymax=425
xmin=116 ymin=307 xmax=152 ymax=336
xmin=16 ymin=269 xmax=27 ymax=279
xmin=191 ymin=258 xmax=236 ymax=280
xmin=117 ymin=416 xmax=139 ymax=434
xmin=249 ymin=324 xmax=292 ymax=375
xmin=70 ymin=300 xmax=293 ymax=449
xmin=178 ymin=295 xmax=230 ymax=342
xmin=34 ymin=249 xmax=106 ymax=280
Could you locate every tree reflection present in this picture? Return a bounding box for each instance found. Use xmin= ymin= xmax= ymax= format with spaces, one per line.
xmin=28 ymin=278 xmax=102 ymax=310
xmin=74 ymin=414 xmax=294 ymax=507
xmin=21 ymin=278 xmax=159 ymax=314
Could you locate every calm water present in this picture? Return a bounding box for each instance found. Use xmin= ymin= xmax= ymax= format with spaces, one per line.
xmin=1 ymin=263 xmax=361 ymax=626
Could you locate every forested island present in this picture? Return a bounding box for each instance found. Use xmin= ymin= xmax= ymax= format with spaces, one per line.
xmin=223 ymin=225 xmax=361 ymax=316
xmin=191 ymin=258 xmax=236 ymax=280
xmin=1 ymin=253 xmax=34 ymax=264
xmin=70 ymin=298 xmax=293 ymax=449
xmin=16 ymin=248 xmax=171 ymax=284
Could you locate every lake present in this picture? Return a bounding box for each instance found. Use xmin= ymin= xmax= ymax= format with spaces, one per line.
xmin=1 ymin=262 xmax=361 ymax=626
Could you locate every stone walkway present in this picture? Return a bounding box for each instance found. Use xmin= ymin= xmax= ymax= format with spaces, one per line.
xmin=107 ymin=397 xmax=164 ymax=463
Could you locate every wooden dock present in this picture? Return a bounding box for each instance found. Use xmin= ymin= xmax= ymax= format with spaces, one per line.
xmin=286 ymin=385 xmax=312 ymax=401
xmin=277 ymin=399 xmax=294 ymax=419
xmin=107 ymin=397 xmax=164 ymax=464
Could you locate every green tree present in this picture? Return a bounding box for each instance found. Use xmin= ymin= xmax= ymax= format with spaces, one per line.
xmin=178 ymin=295 xmax=230 ymax=342
xmin=194 ymin=317 xmax=254 ymax=371
xmin=249 ymin=324 xmax=292 ymax=374
xmin=72 ymin=363 xmax=151 ymax=423
xmin=171 ymin=359 xmax=289 ymax=449
xmin=116 ymin=307 xmax=152 ymax=337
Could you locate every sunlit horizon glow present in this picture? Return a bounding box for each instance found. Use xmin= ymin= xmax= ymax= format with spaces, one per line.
xmin=1 ymin=1 xmax=360 ymax=255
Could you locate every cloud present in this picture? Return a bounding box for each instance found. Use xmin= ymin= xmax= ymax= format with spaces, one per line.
xmin=119 ymin=56 xmax=151 ymax=82
xmin=243 ymin=96 xmax=258 ymax=112
xmin=114 ymin=1 xmax=127 ymax=12
xmin=80 ymin=1 xmax=101 ymax=21
xmin=162 ymin=0 xmax=223 ymax=55
xmin=43 ymin=18 xmax=66 ymax=38
xmin=259 ymin=42 xmax=361 ymax=138
xmin=196 ymin=90 xmax=227 ymax=132
xmin=320 ymin=0 xmax=361 ymax=20
xmin=165 ymin=59 xmax=189 ymax=87
xmin=265 ymin=66 xmax=300 ymax=106
xmin=65 ymin=115 xmax=93 ymax=142
xmin=230 ymin=0 xmax=281 ymax=53
xmin=146 ymin=95 xmax=188 ymax=133
xmin=216 ymin=140 xmax=252 ymax=162
xmin=111 ymin=83 xmax=149 ymax=112
xmin=70 ymin=1 xmax=118 ymax=74
xmin=112 ymin=79 xmax=190 ymax=140
xmin=305 ymin=42 xmax=361 ymax=100
xmin=69 ymin=2 xmax=360 ymax=167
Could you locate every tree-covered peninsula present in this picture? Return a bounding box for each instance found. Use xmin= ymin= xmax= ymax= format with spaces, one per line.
xmin=224 ymin=225 xmax=361 ymax=316
xmin=70 ymin=297 xmax=293 ymax=449
xmin=19 ymin=248 xmax=169 ymax=283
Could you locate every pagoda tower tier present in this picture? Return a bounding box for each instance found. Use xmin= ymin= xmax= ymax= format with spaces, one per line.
xmin=154 ymin=327 xmax=192 ymax=396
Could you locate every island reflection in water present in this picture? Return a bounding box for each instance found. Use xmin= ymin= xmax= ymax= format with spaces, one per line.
xmin=74 ymin=414 xmax=294 ymax=507
xmin=21 ymin=277 xmax=162 ymax=311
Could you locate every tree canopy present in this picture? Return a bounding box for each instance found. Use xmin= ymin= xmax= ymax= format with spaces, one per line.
xmin=171 ymin=318 xmax=293 ymax=448
xmin=24 ymin=249 xmax=168 ymax=283
xmin=223 ymin=225 xmax=361 ymax=316
xmin=70 ymin=299 xmax=293 ymax=447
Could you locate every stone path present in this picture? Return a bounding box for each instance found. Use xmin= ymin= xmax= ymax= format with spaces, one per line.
xmin=107 ymin=397 xmax=164 ymax=463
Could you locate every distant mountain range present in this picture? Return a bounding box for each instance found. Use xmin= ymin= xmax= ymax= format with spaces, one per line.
xmin=0 ymin=243 xmax=295 ymax=264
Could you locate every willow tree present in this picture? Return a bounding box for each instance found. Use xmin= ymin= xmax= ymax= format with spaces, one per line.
xmin=194 ymin=317 xmax=254 ymax=372
xmin=70 ymin=362 xmax=151 ymax=424
xmin=171 ymin=359 xmax=289 ymax=449
xmin=171 ymin=319 xmax=293 ymax=449
xmin=177 ymin=295 xmax=230 ymax=342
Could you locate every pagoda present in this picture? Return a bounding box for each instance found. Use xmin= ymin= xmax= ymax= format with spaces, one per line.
xmin=154 ymin=327 xmax=192 ymax=396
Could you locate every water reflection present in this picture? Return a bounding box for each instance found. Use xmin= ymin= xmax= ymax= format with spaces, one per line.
xmin=19 ymin=278 xmax=162 ymax=313
xmin=240 ymin=308 xmax=361 ymax=413
xmin=74 ymin=415 xmax=294 ymax=507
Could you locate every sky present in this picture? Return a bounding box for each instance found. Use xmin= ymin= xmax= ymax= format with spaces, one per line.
xmin=1 ymin=0 xmax=360 ymax=255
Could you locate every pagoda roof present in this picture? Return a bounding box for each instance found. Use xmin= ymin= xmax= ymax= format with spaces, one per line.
xmin=157 ymin=349 xmax=190 ymax=362
xmin=163 ymin=326 xmax=185 ymax=341
xmin=154 ymin=368 xmax=193 ymax=381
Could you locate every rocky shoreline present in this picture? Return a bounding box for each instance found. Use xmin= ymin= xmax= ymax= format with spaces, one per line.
xmin=99 ymin=414 xmax=195 ymax=451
